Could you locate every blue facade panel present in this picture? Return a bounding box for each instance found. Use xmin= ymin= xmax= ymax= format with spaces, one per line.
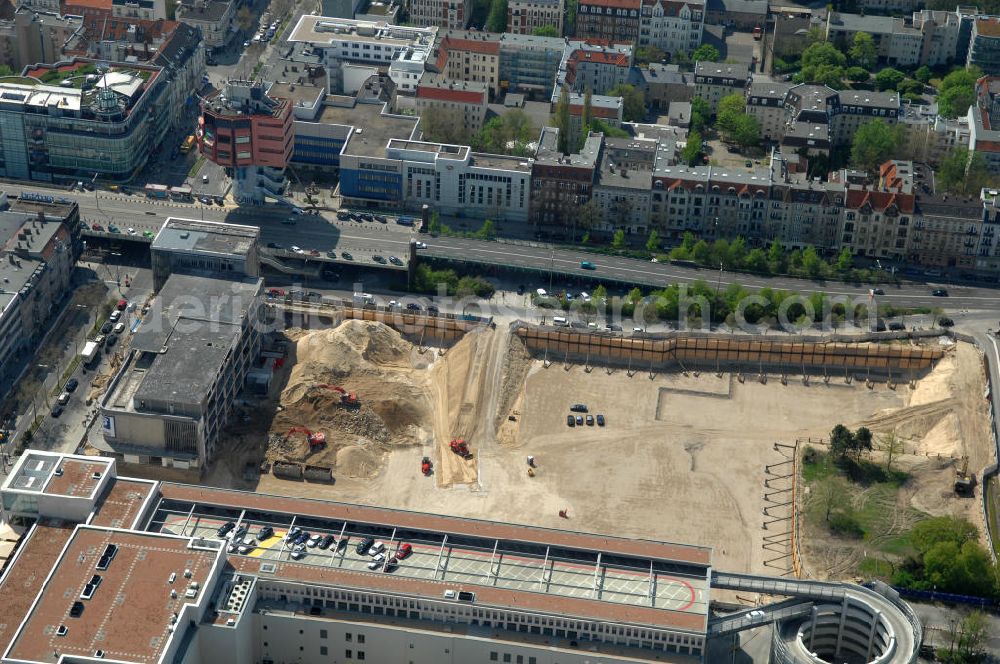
xmin=339 ymin=168 xmax=402 ymax=201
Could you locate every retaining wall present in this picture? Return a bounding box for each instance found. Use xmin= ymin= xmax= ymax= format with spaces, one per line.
xmin=513 ymin=324 xmax=945 ymax=375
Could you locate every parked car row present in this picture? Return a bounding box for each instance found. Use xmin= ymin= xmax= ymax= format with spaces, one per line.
xmin=566 ymin=404 xmax=605 ymax=427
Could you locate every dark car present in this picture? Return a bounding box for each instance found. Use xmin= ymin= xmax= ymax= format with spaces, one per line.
xmin=294 ymin=531 xmax=311 ymax=545
xmin=888 ymin=321 xmax=905 ymax=331
xmin=65 ymin=378 xmax=79 ymax=393
xmin=375 ymin=215 xmax=387 ymax=223
xmin=938 ymin=316 xmax=955 ymax=327
xmin=233 ymin=524 xmax=249 ymax=541
xmin=427 ymin=305 xmax=439 ymax=315
xmin=372 ymin=255 xmax=387 ymax=264
xmin=319 ymin=534 xmax=336 ymax=549
xmin=101 ymin=322 xmax=113 ymax=334
xmin=932 ymin=289 xmax=949 ymax=297
xmin=567 ymin=414 xmax=575 ymax=427
xmin=337 ymin=211 xmax=350 ymax=220
xmin=517 ymin=285 xmax=526 ymax=295
xmin=341 ymin=251 xmax=353 ymax=260
xmin=872 ymin=288 xmax=885 ymax=295
xmin=106 ymin=334 xmax=118 ymax=347
xmin=389 ymin=256 xmax=404 ymax=266
xmin=585 ymin=414 xmax=594 ymax=426
xmin=406 ymin=303 xmax=421 ymax=311
xmin=50 ymin=404 xmax=64 ymax=418
xmin=214 ymin=196 xmax=225 ymax=206
xmin=356 ymin=536 xmax=375 ymax=555
xmin=575 ymin=415 xmax=583 ymax=425
xmin=361 ymin=213 xmax=374 ymax=222
xmin=570 ymin=403 xmax=588 ymax=413
xmin=257 ymin=525 xmax=274 ymax=540
xmin=267 ymin=242 xmax=283 ymax=249
xmin=217 ymin=522 xmax=235 ymax=537
xmin=336 ymin=538 xmax=349 ymax=552
xmin=596 ymin=414 xmax=605 ymax=426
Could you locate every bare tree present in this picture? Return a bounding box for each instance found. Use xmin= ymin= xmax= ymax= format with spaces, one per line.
xmin=878 ymin=431 xmax=905 ymax=473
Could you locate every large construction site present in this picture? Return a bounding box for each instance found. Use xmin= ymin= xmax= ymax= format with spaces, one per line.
xmin=209 ymin=313 xmax=994 ymax=579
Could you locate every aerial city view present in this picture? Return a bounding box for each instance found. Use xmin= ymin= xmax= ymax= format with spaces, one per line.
xmin=3 ymin=0 xmax=1000 ymax=661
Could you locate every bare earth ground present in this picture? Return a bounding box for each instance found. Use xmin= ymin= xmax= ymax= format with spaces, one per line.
xmin=203 ymin=321 xmax=992 ymax=579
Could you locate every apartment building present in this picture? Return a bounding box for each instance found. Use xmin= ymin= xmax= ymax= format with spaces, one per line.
xmin=0 ymin=196 xmax=80 ymax=395
xmin=704 ymin=0 xmax=765 ymax=30
xmin=433 ymin=30 xmax=501 ymax=95
xmin=746 ymin=75 xmax=793 ymax=142
xmin=507 ymin=0 xmax=564 ymax=35
xmin=566 ymin=91 xmax=625 ymax=136
xmin=98 ymin=273 xmax=264 ymax=470
xmin=0 ymin=59 xmax=169 ymax=183
xmin=530 ymin=127 xmax=602 ymax=225
xmin=287 ymin=16 xmax=438 ymax=93
xmin=0 ymin=10 xmax=81 ymax=73
xmin=693 ymin=61 xmax=750 ymax=110
xmin=414 ymin=75 xmax=489 ymax=134
xmin=593 ymin=139 xmax=655 ymax=233
xmin=641 ymin=63 xmax=694 ymax=111
xmin=911 ymin=9 xmax=965 ymax=67
xmin=825 ymin=12 xmax=923 ymax=67
xmin=176 ymin=0 xmax=235 ymax=49
xmin=639 ymin=0 xmax=705 ymax=56
xmin=900 ymin=105 xmax=970 ymax=165
xmin=112 ymin=0 xmax=167 ymax=20
xmin=409 ymin=0 xmax=469 ymax=29
xmin=859 ymin=0 xmax=921 ymax=13
xmin=576 ymin=0 xmax=642 ymax=43
xmin=967 ymin=75 xmax=1000 ymax=173
xmin=556 ymin=40 xmax=633 ymax=95
xmin=968 ymin=17 xmax=1000 ymax=75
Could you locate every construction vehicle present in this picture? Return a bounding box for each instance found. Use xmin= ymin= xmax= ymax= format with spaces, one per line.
xmin=286 ymin=426 xmax=326 ymax=449
xmin=449 ymin=438 xmax=473 ymax=459
xmin=316 ymin=384 xmax=359 ymax=406
xmin=421 ymin=456 xmax=433 ymax=476
xmin=527 ymin=467 xmax=535 ymax=478
xmin=955 ymin=456 xmax=976 ymax=496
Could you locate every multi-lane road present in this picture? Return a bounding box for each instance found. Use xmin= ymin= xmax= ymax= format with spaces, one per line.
xmin=11 ymin=182 xmax=1000 ymax=308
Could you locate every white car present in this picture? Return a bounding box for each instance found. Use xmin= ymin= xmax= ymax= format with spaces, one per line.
xmin=307 ymin=534 xmax=323 ymax=548
xmin=388 ymin=300 xmax=399 ymax=308
xmin=370 ymin=541 xmax=386 ymax=555
xmin=291 ymin=245 xmax=302 ymax=253
xmin=127 ymin=227 xmax=136 ymax=235
xmin=747 ymin=610 xmax=765 ymax=620
xmin=290 ymin=544 xmax=306 ymax=560
xmin=414 ymin=241 xmax=427 ymax=249
xmin=367 ymin=558 xmax=384 ymax=570
xmin=238 ymin=540 xmax=257 ymax=555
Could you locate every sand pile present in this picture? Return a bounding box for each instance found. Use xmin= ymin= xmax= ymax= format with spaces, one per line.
xmin=267 ymin=321 xmax=433 ymax=472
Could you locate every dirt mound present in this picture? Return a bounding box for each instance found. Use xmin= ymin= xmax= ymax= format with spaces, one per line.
xmin=336 ymin=446 xmax=380 ymax=478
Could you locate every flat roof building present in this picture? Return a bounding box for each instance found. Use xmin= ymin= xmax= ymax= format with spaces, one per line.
xmin=151 ymin=217 xmax=261 ymax=291
xmin=96 ymin=274 xmax=264 ymax=472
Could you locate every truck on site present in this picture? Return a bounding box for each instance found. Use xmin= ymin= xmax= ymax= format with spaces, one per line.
xmin=353 ymin=292 xmax=375 ymax=307
xmin=81 ymin=340 xmax=100 ymax=366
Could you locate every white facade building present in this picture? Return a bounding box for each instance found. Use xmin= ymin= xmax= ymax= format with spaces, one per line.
xmin=639 ymin=0 xmax=705 ymax=56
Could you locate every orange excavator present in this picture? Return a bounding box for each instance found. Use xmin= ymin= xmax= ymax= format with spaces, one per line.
xmin=449 ymin=438 xmax=473 ymax=460
xmin=316 ymin=384 xmax=359 ymax=406
xmin=286 ymin=426 xmax=326 ymax=449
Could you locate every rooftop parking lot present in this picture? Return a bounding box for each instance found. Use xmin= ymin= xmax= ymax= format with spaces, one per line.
xmin=147 ymin=499 xmax=708 ymax=616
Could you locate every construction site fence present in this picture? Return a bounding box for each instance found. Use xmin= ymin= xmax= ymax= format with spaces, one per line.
xmin=271 ymin=299 xmax=492 ymax=344
xmin=974 ymin=335 xmax=1000 ymax=563
xmin=890 ymin=585 xmax=999 ymax=611
xmin=513 ymin=324 xmax=945 ymax=374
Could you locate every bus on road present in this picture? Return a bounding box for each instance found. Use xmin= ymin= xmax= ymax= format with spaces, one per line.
xmin=144 ymin=184 xmax=169 ymax=199
xmin=180 ymin=135 xmax=196 ymax=153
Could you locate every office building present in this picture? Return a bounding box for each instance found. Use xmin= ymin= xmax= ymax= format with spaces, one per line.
xmin=199 ymin=80 xmax=294 ymax=205
xmin=576 ymin=0 xmax=642 ymax=43
xmin=693 ymin=61 xmax=750 ymax=110
xmin=507 ymin=0 xmax=564 ymax=34
xmin=639 ymin=0 xmax=705 ymax=56
xmin=409 ymin=0 xmax=469 ymax=29
xmin=0 ymin=59 xmax=170 ymax=182
xmin=968 ymin=16 xmax=1000 ymax=75
xmin=432 ymin=30 xmax=502 ymax=95
xmin=150 ymin=218 xmax=261 ymax=291
xmin=287 ymin=16 xmax=438 ymax=94
xmin=0 ymin=195 xmax=80 ymax=395
xmin=97 ymin=273 xmax=263 ymax=470
xmin=176 ymin=0 xmax=235 ymax=49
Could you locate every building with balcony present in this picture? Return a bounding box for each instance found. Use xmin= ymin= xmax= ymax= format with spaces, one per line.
xmin=199 ymin=80 xmax=294 ymax=205
xmin=97 ymin=273 xmax=264 ymax=471
xmin=968 ymin=16 xmax=1000 ymax=75
xmin=414 ymin=74 xmax=489 ymax=134
xmin=576 ymin=0 xmax=642 ymax=43
xmin=0 ymin=59 xmax=169 ymax=182
xmin=967 ymin=75 xmax=1000 ymax=173
xmin=432 ymin=30 xmax=501 ymax=95
xmin=640 ymin=63 xmax=694 ymax=112
xmin=0 ymin=10 xmax=82 ymax=73
xmin=409 ymin=0 xmax=469 ymax=28
xmin=176 ymin=0 xmax=235 ymax=49
xmin=0 ymin=195 xmax=80 ymax=397
xmin=507 ymin=0 xmax=564 ymax=35
xmin=693 ymin=61 xmax=750 ymax=110
xmin=530 ymin=126 xmax=602 ymax=226
xmin=639 ymin=0 xmax=704 ymax=57
xmin=498 ymin=32 xmax=565 ymax=97
xmin=555 ymin=40 xmax=633 ymax=96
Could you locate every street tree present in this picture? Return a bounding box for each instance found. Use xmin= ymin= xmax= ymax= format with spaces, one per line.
xmin=611 ymin=229 xmax=626 ymax=250
xmin=532 ymin=25 xmax=560 ymax=36
xmin=486 ymin=0 xmax=508 ymax=32
xmin=646 ymin=229 xmax=660 ymax=252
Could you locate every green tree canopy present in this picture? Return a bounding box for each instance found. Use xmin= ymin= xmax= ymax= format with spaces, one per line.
xmin=608 ymin=83 xmax=646 ymax=122
xmin=874 ymin=67 xmax=905 ymax=91
xmin=646 ymin=229 xmax=660 ymax=252
xmin=691 ymin=43 xmax=720 ymax=62
xmin=485 ymin=0 xmax=508 ymax=32
xmin=589 ymin=118 xmax=629 ymax=137
xmin=553 ymin=86 xmax=571 ymax=153
xmin=850 ymin=120 xmax=902 ymax=174
xmin=532 ymin=24 xmax=560 ymax=36
xmin=848 ymin=32 xmax=876 ymax=69
xmin=914 ymin=65 xmax=932 ymax=83
xmin=846 ymin=66 xmax=869 ymax=82
xmin=681 ymin=129 xmax=703 ymax=166
xmin=635 ymin=45 xmax=666 ymax=65
xmin=473 ymin=109 xmax=536 ymax=156
xmin=716 ymin=93 xmax=760 ymax=148
xmin=803 ymin=41 xmax=847 ymax=69
xmin=611 ymin=229 xmax=626 ymax=250
xmin=937 ymin=148 xmax=991 ymax=195
xmin=690 ymin=96 xmax=710 ymax=133
xmin=937 ymin=67 xmax=982 ymax=118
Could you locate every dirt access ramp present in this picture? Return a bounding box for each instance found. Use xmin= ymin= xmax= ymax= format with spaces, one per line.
xmin=429 ymin=324 xmax=509 ymax=487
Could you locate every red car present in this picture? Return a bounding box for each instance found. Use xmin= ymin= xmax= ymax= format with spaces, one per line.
xmin=116 ymin=299 xmax=127 ymax=311
xmin=396 ymin=542 xmax=412 ymax=559
xmin=91 ymin=223 xmax=104 ymax=231
xmin=267 ymin=288 xmax=285 ymax=297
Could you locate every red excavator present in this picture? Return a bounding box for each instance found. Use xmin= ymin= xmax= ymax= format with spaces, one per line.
xmin=286 ymin=426 xmax=326 ymax=449
xmin=449 ymin=438 xmax=473 ymax=460
xmin=316 ymin=384 xmax=359 ymax=406
xmin=421 ymin=456 xmax=433 ymax=476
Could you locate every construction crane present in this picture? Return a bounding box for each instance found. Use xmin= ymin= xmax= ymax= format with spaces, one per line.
xmin=286 ymin=426 xmax=326 ymax=449
xmin=315 ymin=384 xmax=360 ymax=406
xmin=449 ymin=438 xmax=473 ymax=459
